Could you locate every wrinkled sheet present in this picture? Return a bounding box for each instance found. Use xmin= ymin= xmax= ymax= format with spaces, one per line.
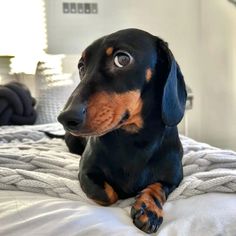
xmin=0 ymin=190 xmax=236 ymax=236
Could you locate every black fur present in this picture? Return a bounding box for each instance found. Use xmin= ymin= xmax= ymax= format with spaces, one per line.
xmin=58 ymin=28 xmax=187 ymax=233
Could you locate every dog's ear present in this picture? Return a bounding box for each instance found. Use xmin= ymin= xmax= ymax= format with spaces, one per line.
xmin=156 ymin=39 xmax=187 ymax=126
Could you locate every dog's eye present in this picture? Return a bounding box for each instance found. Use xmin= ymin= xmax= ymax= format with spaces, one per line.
xmin=114 ymin=51 xmax=133 ymax=68
xmin=78 ymin=62 xmax=85 ymax=77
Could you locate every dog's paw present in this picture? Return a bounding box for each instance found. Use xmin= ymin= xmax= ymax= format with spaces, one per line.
xmin=131 ymin=183 xmax=165 ymax=234
xmin=131 ymin=201 xmax=163 ymax=234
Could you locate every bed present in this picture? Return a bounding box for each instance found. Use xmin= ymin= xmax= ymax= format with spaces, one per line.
xmin=1 ymin=123 xmax=236 ymax=236
xmin=1 ymin=66 xmax=236 ymax=235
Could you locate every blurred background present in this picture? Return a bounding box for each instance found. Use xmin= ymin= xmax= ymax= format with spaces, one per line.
xmin=0 ymin=0 xmax=236 ymax=150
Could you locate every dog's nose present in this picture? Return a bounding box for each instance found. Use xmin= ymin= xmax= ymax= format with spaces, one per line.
xmin=57 ymin=104 xmax=86 ymax=131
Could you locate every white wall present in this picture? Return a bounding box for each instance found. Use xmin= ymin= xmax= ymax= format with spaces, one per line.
xmin=45 ymin=0 xmax=200 ymax=53
xmin=200 ymin=0 xmax=236 ymax=150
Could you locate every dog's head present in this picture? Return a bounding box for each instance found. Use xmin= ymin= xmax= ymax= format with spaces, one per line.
xmin=58 ymin=29 xmax=187 ymax=136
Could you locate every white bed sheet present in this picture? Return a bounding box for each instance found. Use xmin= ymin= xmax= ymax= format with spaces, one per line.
xmin=1 ymin=190 xmax=236 ymax=236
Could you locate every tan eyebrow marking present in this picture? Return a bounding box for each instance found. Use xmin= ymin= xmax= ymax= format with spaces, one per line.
xmin=106 ymin=47 xmax=113 ymax=56
xmin=145 ymin=67 xmax=152 ymax=82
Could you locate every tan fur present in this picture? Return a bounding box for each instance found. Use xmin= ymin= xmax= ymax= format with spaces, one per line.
xmin=81 ymin=90 xmax=143 ymax=135
xmin=104 ymin=182 xmax=118 ymax=204
xmin=145 ymin=67 xmax=152 ymax=82
xmin=106 ymin=47 xmax=113 ymax=56
xmin=92 ymin=182 xmax=118 ymax=206
xmin=121 ymin=98 xmax=143 ymax=133
xmin=133 ymin=183 xmax=165 ymax=222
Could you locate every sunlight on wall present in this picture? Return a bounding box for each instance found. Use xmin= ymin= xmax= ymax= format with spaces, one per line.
xmin=0 ymin=0 xmax=47 ymax=73
xmin=233 ymin=13 xmax=236 ymax=104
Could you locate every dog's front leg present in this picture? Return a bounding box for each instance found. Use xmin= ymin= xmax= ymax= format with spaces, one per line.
xmin=131 ymin=182 xmax=169 ymax=234
xmin=79 ymin=172 xmax=118 ymax=206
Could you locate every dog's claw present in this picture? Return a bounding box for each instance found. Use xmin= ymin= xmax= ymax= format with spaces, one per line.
xmin=131 ymin=207 xmax=144 ymax=219
xmin=131 ymin=203 xmax=163 ymax=234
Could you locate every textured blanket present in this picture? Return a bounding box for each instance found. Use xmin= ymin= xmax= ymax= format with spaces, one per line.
xmin=0 ymin=123 xmax=236 ymax=205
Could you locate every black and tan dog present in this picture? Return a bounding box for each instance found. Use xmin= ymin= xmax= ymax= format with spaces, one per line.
xmin=58 ymin=28 xmax=187 ymax=234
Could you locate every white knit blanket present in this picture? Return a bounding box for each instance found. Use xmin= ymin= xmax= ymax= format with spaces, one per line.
xmin=0 ymin=123 xmax=236 ymax=205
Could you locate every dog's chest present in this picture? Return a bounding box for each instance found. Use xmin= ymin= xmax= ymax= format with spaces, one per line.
xmin=99 ymin=145 xmax=154 ymax=197
xmin=83 ymin=135 xmax=156 ymax=197
xmin=103 ymin=162 xmax=151 ymax=198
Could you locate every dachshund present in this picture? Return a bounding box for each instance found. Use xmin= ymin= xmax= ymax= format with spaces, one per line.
xmin=58 ymin=28 xmax=187 ymax=234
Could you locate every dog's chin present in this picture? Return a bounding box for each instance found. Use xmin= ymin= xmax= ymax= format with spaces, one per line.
xmin=69 ymin=125 xmax=119 ymax=137
xmin=69 ymin=120 xmax=124 ymax=137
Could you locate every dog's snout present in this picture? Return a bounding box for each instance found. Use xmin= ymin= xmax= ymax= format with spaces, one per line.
xmin=57 ymin=104 xmax=86 ymax=132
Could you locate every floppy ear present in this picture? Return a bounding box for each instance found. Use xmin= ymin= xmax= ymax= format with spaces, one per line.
xmin=162 ymin=60 xmax=187 ymax=126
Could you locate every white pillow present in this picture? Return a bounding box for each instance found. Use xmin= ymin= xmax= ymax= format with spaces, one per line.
xmin=35 ymin=66 xmax=80 ymax=124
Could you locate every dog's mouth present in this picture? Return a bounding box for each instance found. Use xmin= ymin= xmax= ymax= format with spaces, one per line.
xmin=69 ymin=111 xmax=130 ymax=137
xmin=65 ymin=90 xmax=143 ymax=137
